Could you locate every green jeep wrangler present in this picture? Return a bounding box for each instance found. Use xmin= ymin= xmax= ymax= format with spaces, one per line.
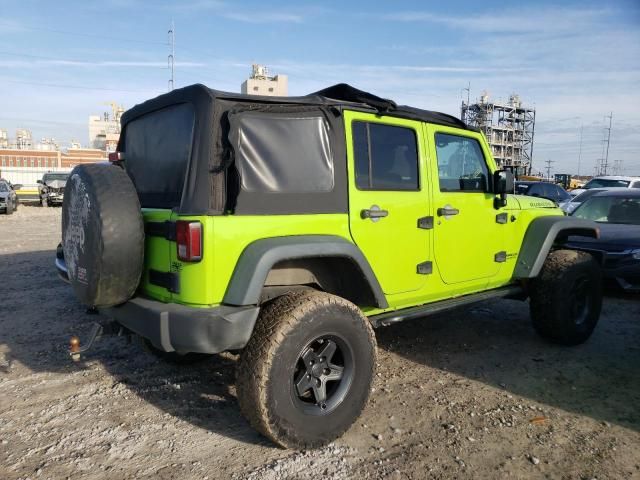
xmin=57 ymin=83 xmax=602 ymax=448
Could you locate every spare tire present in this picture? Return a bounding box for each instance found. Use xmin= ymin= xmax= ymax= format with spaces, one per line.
xmin=62 ymin=163 xmax=144 ymax=307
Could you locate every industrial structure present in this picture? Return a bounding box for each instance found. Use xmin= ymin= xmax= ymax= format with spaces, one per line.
xmin=241 ymin=64 xmax=288 ymax=96
xmin=88 ymin=102 xmax=125 ymax=151
xmin=0 ymin=129 xmax=8 ymax=149
xmin=15 ymin=129 xmax=33 ymax=150
xmin=462 ymin=92 xmax=536 ymax=175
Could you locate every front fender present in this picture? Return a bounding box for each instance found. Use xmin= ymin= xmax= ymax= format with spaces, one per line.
xmin=513 ymin=216 xmax=599 ymax=278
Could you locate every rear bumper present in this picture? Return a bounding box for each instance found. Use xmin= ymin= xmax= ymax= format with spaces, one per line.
xmin=103 ymin=297 xmax=259 ymax=354
xmin=55 ymin=245 xmax=259 ymax=354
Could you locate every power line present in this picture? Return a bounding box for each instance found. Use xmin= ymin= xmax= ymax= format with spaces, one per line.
xmin=0 ymin=77 xmax=161 ymax=93
xmin=0 ymin=20 xmax=167 ymax=46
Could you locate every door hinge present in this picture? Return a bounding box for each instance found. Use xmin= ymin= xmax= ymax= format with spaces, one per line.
xmin=495 ymin=213 xmax=508 ymax=224
xmin=494 ymin=251 xmax=507 ymax=263
xmin=417 ymin=261 xmax=433 ymax=275
xmin=417 ymin=216 xmax=434 ymax=229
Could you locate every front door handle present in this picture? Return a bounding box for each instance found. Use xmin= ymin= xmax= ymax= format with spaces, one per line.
xmin=437 ymin=205 xmax=460 ymax=217
xmin=361 ymin=205 xmax=389 ymax=222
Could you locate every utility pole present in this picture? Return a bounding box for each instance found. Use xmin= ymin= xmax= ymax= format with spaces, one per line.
xmin=612 ymin=159 xmax=623 ymax=175
xmin=545 ymin=158 xmax=554 ymax=181
xmin=168 ymin=20 xmax=175 ymax=91
xmin=602 ymin=112 xmax=612 ymax=176
xmin=577 ymin=124 xmax=583 ymax=176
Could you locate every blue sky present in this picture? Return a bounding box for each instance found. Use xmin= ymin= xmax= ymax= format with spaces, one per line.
xmin=1 ymin=0 xmax=639 ymax=176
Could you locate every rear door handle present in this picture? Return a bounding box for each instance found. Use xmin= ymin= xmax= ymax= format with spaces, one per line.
xmin=361 ymin=205 xmax=389 ymax=222
xmin=437 ymin=205 xmax=459 ymax=217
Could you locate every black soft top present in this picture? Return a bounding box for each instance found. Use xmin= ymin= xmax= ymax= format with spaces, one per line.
xmin=121 ymin=83 xmax=467 ymax=129
xmin=118 ymin=83 xmax=469 ymax=215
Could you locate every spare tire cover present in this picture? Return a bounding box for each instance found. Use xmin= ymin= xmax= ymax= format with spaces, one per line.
xmin=62 ymin=163 xmax=144 ymax=307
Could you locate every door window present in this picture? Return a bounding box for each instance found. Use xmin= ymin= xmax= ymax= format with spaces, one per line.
xmin=434 ymin=133 xmax=488 ymax=192
xmin=353 ymin=122 xmax=419 ymax=191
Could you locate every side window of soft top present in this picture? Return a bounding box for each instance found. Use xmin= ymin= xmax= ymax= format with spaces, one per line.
xmin=352 ymin=121 xmax=419 ymax=191
xmin=434 ymin=133 xmax=489 ymax=192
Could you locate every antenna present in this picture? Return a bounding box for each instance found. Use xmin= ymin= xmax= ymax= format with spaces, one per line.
xmin=168 ymin=20 xmax=175 ymax=91
xmin=460 ymin=81 xmax=470 ymax=120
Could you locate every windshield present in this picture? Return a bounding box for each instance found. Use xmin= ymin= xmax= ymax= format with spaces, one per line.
xmin=573 ymin=195 xmax=640 ymax=225
xmin=584 ymin=178 xmax=630 ymax=189
xmin=0 ymin=183 xmax=8 ymax=192
xmin=43 ymin=173 xmax=69 ymax=182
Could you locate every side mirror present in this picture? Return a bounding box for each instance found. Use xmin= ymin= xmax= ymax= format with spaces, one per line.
xmin=493 ymin=170 xmax=514 ymax=194
xmin=37 ymin=179 xmax=43 ymax=184
xmin=493 ymin=170 xmax=514 ymax=208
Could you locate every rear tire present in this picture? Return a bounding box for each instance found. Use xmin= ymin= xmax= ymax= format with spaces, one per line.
xmin=236 ymin=290 xmax=377 ymax=448
xmin=529 ymin=249 xmax=602 ymax=345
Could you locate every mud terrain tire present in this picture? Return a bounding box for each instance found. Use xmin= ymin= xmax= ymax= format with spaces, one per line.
xmin=529 ymin=249 xmax=602 ymax=346
xmin=236 ymin=290 xmax=377 ymax=448
xmin=62 ymin=163 xmax=144 ymax=308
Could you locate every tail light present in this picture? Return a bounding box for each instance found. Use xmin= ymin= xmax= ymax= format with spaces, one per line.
xmin=108 ymin=152 xmax=125 ymax=162
xmin=175 ymin=220 xmax=202 ymax=262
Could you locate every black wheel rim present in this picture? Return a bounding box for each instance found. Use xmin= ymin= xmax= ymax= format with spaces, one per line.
xmin=569 ymin=275 xmax=591 ymax=326
xmin=292 ymin=335 xmax=354 ymax=416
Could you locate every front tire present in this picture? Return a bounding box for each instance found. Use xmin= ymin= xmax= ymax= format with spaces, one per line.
xmin=529 ymin=249 xmax=602 ymax=345
xmin=236 ymin=290 xmax=377 ymax=448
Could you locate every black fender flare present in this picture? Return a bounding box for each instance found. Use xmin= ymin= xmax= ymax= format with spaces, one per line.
xmin=513 ymin=216 xmax=599 ymax=279
xmin=223 ymin=235 xmax=388 ymax=308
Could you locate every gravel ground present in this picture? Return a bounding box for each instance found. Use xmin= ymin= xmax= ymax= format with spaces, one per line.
xmin=1 ymin=205 xmax=639 ymax=480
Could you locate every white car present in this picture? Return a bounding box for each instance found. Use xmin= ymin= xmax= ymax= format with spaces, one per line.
xmin=570 ymin=175 xmax=640 ymax=197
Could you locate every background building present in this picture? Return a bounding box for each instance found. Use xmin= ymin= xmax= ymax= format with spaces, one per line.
xmin=15 ymin=129 xmax=33 ymax=150
xmin=0 ymin=129 xmax=8 ymax=149
xmin=241 ymin=64 xmax=288 ymax=96
xmin=88 ymin=102 xmax=124 ymax=151
xmin=462 ymin=92 xmax=536 ymax=176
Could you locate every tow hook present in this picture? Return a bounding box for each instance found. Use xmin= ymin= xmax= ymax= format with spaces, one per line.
xmin=68 ymin=321 xmax=128 ymax=362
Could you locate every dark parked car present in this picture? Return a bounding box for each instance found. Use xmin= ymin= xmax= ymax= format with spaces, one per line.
xmin=0 ymin=179 xmax=18 ymax=214
xmin=560 ymin=187 xmax=626 ymax=214
xmin=568 ymin=189 xmax=640 ymax=291
xmin=515 ymin=181 xmax=572 ymax=204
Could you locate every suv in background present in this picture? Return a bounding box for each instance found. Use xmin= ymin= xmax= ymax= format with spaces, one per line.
xmin=38 ymin=172 xmax=69 ymax=207
xmin=56 ymin=83 xmax=603 ymax=449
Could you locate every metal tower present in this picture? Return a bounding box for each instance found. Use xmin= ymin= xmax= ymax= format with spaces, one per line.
xmin=461 ymin=91 xmax=536 ymax=176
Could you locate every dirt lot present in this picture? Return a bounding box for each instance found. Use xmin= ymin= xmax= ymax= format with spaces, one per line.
xmin=1 ymin=205 xmax=639 ymax=480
